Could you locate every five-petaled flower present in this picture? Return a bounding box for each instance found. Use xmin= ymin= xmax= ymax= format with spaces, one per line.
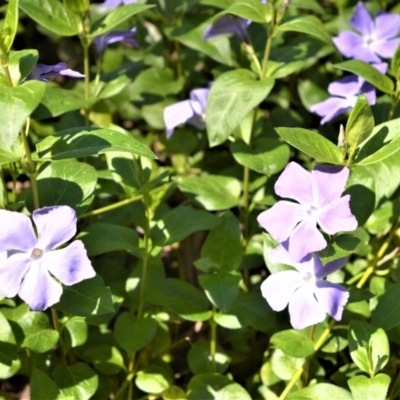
xmin=257 ymin=162 xmax=357 ymax=262
xmin=93 ymin=27 xmax=138 ymax=56
xmin=27 ymin=62 xmax=85 ymax=82
xmin=100 ymin=0 xmax=137 ymax=8
xmin=163 ymin=88 xmax=209 ymax=138
xmin=333 ymin=2 xmax=400 ymax=63
xmin=261 ymin=244 xmax=349 ymax=330
xmin=0 ymin=206 xmax=95 ymax=311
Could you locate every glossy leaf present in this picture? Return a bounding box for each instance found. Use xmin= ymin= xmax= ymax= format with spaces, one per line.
xmin=357 ymin=135 xmax=400 ymax=166
xmin=0 ymin=0 xmax=18 ymax=55
xmin=372 ymin=284 xmax=400 ymax=330
xmin=31 ymin=369 xmax=61 ymax=400
xmin=270 ymin=330 xmax=314 ymax=358
xmin=287 ymin=383 xmax=352 ymax=399
xmin=65 ymin=317 xmax=88 ymax=348
xmin=348 ymin=374 xmax=391 ymax=400
xmin=136 ymin=363 xmax=173 ymax=394
xmin=206 ymin=70 xmax=274 ymax=146
xmin=0 ymin=313 xmax=17 ymax=366
xmin=220 ymin=0 xmax=272 ymax=23
xmin=187 ymin=340 xmax=230 ymax=374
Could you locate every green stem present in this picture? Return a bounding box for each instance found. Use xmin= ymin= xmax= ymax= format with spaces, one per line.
xmin=78 ymin=194 xmax=143 ymax=220
xmin=1 ymin=56 xmax=13 ymax=87
xmin=0 ymin=167 xmax=9 ymax=208
xmin=388 ymin=81 xmax=400 ymax=121
xmin=83 ymin=43 xmax=90 ymax=125
xmin=210 ymin=306 xmax=217 ymax=373
xmin=261 ymin=7 xmax=276 ymax=79
xmin=51 ymin=308 xmax=67 ymax=365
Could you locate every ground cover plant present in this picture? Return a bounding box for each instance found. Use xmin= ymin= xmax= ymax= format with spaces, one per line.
xmin=0 ymin=0 xmax=400 ymax=398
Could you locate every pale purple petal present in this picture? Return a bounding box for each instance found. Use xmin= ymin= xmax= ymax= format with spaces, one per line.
xmin=288 ymin=285 xmax=326 ymax=330
xmin=59 ymin=69 xmax=85 ymax=79
xmin=164 ymin=100 xmax=195 ymax=138
xmin=328 ymin=75 xmax=360 ymax=97
xmin=372 ymin=38 xmax=400 ymax=59
xmin=0 ymin=254 xmax=30 ymax=297
xmin=28 ymin=63 xmax=84 ymax=82
xmin=93 ymin=28 xmax=138 ymax=55
xmin=374 ymin=12 xmax=400 ymax=40
xmin=359 ymin=80 xmax=377 ymax=105
xmin=190 ymin=88 xmax=209 ymax=115
xmin=314 ymin=281 xmax=349 ymax=321
xmin=310 ymin=97 xmax=352 ymax=125
xmin=0 ymin=210 xmax=36 ymax=252
xmin=315 ymin=257 xmax=348 ymax=279
xmin=33 ymin=206 xmax=77 ymax=251
xmin=312 ymin=166 xmax=349 ymax=207
xmin=203 ymin=16 xmax=250 ymax=41
xmin=317 ymin=195 xmax=358 ymax=234
xmin=260 ymin=271 xmax=304 ymax=312
xmin=274 ymin=162 xmax=315 ymax=206
xmin=270 ymin=243 xmax=315 ymax=275
xmin=257 ymin=201 xmax=307 ymax=243
xmin=186 ymin=114 xmax=206 ymax=131
xmin=18 ymin=263 xmax=63 ymax=311
xmin=333 ymin=31 xmax=364 ymax=58
xmin=101 ymin=0 xmax=137 ymax=8
xmin=44 ymin=241 xmax=95 ymax=286
xmin=350 ymin=2 xmax=374 ymax=36
xmin=288 ymin=219 xmax=327 ymax=262
xmin=372 ymin=62 xmax=388 ymax=74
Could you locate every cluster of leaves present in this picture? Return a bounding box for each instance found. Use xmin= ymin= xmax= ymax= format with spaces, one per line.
xmin=0 ymin=0 xmax=400 ymax=399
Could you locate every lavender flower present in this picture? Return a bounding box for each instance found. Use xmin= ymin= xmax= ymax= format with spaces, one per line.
xmin=27 ymin=62 xmax=84 ymax=82
xmin=333 ymin=2 xmax=400 ymax=63
xmin=101 ymin=0 xmax=137 ymax=8
xmin=257 ymin=162 xmax=357 ymax=262
xmin=261 ymin=245 xmax=349 ymax=330
xmin=0 ymin=206 xmax=95 ymax=311
xmin=163 ymin=88 xmax=209 ymax=138
xmin=93 ymin=27 xmax=138 ymax=56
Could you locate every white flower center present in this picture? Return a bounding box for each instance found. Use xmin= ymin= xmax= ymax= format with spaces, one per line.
xmin=31 ymin=248 xmax=44 ymax=260
xmin=303 ymin=271 xmax=317 ymax=284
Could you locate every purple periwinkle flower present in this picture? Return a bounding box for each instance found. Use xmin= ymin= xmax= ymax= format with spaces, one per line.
xmin=27 ymin=63 xmax=85 ymax=82
xmin=257 ymin=162 xmax=357 ymax=262
xmin=0 ymin=206 xmax=95 ymax=311
xmin=163 ymin=88 xmax=209 ymax=138
xmin=93 ymin=27 xmax=138 ymax=56
xmin=333 ymin=2 xmax=400 ymax=63
xmin=310 ymin=75 xmax=376 ymax=124
xmin=101 ymin=0 xmax=137 ymax=8
xmin=261 ymin=245 xmax=349 ymax=330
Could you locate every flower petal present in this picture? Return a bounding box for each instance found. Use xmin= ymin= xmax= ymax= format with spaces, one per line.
xmin=310 ymin=97 xmax=352 ymax=125
xmin=315 ymin=257 xmax=348 ymax=279
xmin=0 ymin=253 xmax=30 ymax=298
xmin=44 ymin=241 xmax=95 ymax=286
xmin=18 ymin=262 xmax=63 ymax=311
xmin=288 ymin=285 xmax=326 ymax=330
xmin=374 ymin=11 xmax=400 ymax=40
xmin=372 ymin=38 xmax=400 ymax=59
xmin=257 ymin=201 xmax=307 ymax=243
xmin=314 ymin=281 xmax=349 ymax=321
xmin=34 ymin=206 xmax=77 ymax=251
xmin=317 ymin=195 xmax=358 ymax=234
xmin=190 ymin=88 xmax=209 ymax=115
xmin=333 ymin=31 xmax=364 ymax=58
xmin=288 ymin=219 xmax=327 ymax=262
xmin=359 ymin=80 xmax=376 ymax=105
xmin=260 ymin=271 xmax=304 ymax=312
xmin=327 ymin=75 xmax=360 ymax=97
xmin=274 ymin=162 xmax=315 ymax=206
xmin=203 ymin=16 xmax=250 ymax=41
xmin=163 ymin=100 xmax=195 ymax=138
xmin=350 ymin=2 xmax=374 ymax=36
xmin=0 ymin=210 xmax=36 ymax=252
xmin=312 ymin=166 xmax=349 ymax=207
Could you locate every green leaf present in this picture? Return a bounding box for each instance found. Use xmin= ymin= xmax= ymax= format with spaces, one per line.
xmin=287 ymin=383 xmax=352 ymax=400
xmin=151 ymin=206 xmax=219 ymax=247
xmin=333 ymin=60 xmax=394 ymax=95
xmin=31 ymin=369 xmax=61 ymax=400
xmin=64 ymin=317 xmax=88 ymax=348
xmin=278 ymin=15 xmax=333 ymax=45
xmin=63 ymin=0 xmax=89 ymax=13
xmin=114 ymin=313 xmax=158 ymax=353
xmin=147 ymin=278 xmax=212 ymax=322
xmin=81 ymin=345 xmax=124 ymax=375
xmin=348 ymin=374 xmax=391 ymax=400
xmin=275 ymin=127 xmax=344 ymax=164
xmin=200 ymin=211 xmax=243 ymax=272
xmin=26 ymin=160 xmax=97 ymax=215
xmin=0 ymin=80 xmax=45 ymax=148
xmin=357 ymin=135 xmax=400 ymax=166
xmin=5 ymin=49 xmax=39 ymax=86
xmin=90 ymin=3 xmax=153 ymax=37
xmin=53 ymin=363 xmax=98 ymax=400
xmin=206 ymin=70 xmax=274 ymax=146
xmin=346 ymin=93 xmax=375 ymax=152
xmin=187 ymin=373 xmax=251 ymax=400
xmin=36 ymin=127 xmax=156 ymax=160
xmin=391 ymin=43 xmax=400 ymax=81
xmin=32 ymin=84 xmax=93 ymax=119
xmin=348 ymin=320 xmax=389 ymax=375
xmin=0 ymin=0 xmax=18 ymax=55
xmin=199 ymin=272 xmax=241 ymax=311
xmin=270 ymin=330 xmax=314 ymax=358
xmin=0 ymin=139 xmax=21 ymax=166
xmin=187 ymin=340 xmax=230 ymax=374
xmin=372 ymin=284 xmax=400 ymax=330
xmin=136 ymin=363 xmax=173 ymax=394
xmin=78 ymin=223 xmax=140 ymax=257
xmin=177 ymin=175 xmax=241 ymax=211
xmin=54 ymin=275 xmax=115 ymax=317
xmin=18 ymin=312 xmax=59 ymax=353
xmin=19 ymin=0 xmax=81 ymax=36
xmin=219 ymin=0 xmax=272 ymax=23
xmin=230 ymin=138 xmax=290 ymax=176
xmin=0 ymin=313 xmax=17 ymax=366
